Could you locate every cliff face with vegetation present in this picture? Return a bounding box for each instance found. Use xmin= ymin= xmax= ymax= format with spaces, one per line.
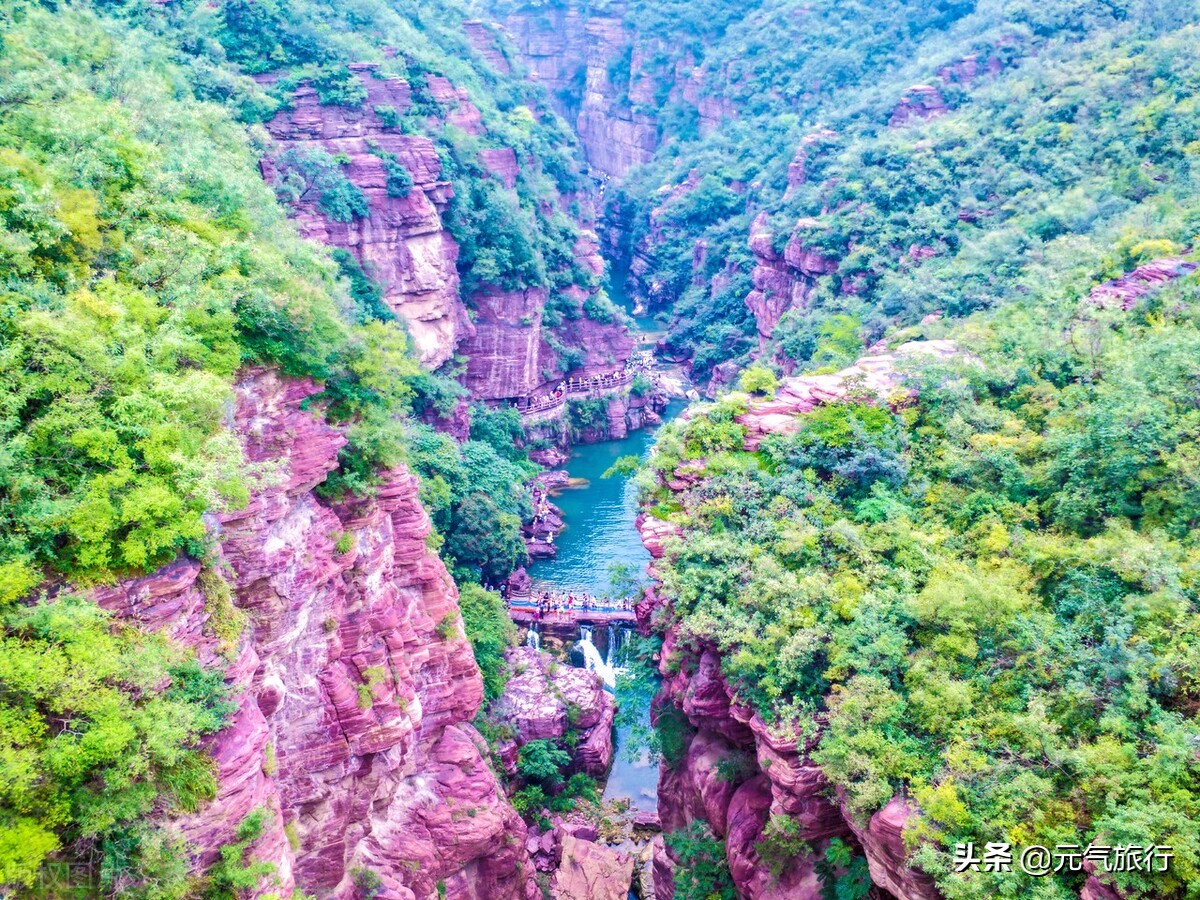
xmin=481 ymin=2 xmax=1200 ymax=898
xmin=0 ymin=1 xmax=579 ymax=894
xmin=6 ymin=0 xmax=1200 ymax=898
xmin=633 ymin=295 xmax=1200 ymax=900
xmin=257 ymin=44 xmax=633 ymax=405
xmin=96 ymin=372 xmax=534 ymax=899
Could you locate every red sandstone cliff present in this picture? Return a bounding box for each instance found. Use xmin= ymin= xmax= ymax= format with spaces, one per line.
xmin=743 ymin=212 xmax=839 ymax=350
xmin=498 ymin=3 xmax=661 ymax=179
xmin=636 ymin=345 xmax=970 ymax=899
xmin=94 ymin=370 xmax=536 ymax=900
xmin=262 ymin=65 xmax=633 ymax=405
xmin=261 ymin=69 xmax=471 ymax=371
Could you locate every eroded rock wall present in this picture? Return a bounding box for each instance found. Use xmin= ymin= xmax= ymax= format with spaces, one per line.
xmin=636 ymin=346 xmax=977 ymax=899
xmin=261 ymin=71 xmax=471 ymax=371
xmin=95 ymin=370 xmax=536 ymax=900
xmin=499 ymin=3 xmax=661 ymax=179
xmin=262 ymin=66 xmax=633 ymax=403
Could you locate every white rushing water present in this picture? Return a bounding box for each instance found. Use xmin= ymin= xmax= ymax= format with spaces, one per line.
xmin=525 ymin=623 xmax=540 ymax=650
xmin=577 ymin=625 xmax=619 ymax=689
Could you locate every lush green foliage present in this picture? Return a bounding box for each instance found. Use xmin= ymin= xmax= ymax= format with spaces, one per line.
xmin=0 ymin=1 xmax=495 ymax=891
xmin=646 ymin=278 xmax=1200 ymax=898
xmin=406 ymin=423 xmax=534 ymax=583
xmin=0 ymin=596 xmax=232 ymax=891
xmin=203 ymin=809 xmax=275 ymax=900
xmin=516 ymin=739 xmax=572 ymax=784
xmin=458 ymin=583 xmax=516 ymax=700
xmin=591 ymin=0 xmax=1200 ymax=380
xmin=664 ymin=820 xmax=737 ymax=900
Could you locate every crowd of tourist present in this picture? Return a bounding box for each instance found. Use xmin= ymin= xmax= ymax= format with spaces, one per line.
xmin=510 ymin=354 xmax=654 ymax=415
xmin=508 ymin=590 xmax=635 ymax=619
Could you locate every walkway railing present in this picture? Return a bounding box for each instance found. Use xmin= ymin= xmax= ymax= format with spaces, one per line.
xmin=506 ymin=593 xmax=637 ymax=625
xmin=509 ymin=358 xmax=651 ymax=418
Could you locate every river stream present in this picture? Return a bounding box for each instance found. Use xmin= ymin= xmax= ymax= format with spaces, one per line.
xmin=526 ymin=402 xmax=683 ymax=814
xmin=524 ymin=263 xmax=682 ymax=814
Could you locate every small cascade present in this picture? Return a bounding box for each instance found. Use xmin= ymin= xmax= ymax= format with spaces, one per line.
xmin=525 ymin=623 xmax=540 ymax=650
xmin=577 ymin=625 xmax=617 ymax=689
xmin=606 ymin=623 xmax=617 ymax=668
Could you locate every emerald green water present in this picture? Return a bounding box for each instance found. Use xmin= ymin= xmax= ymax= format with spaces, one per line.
xmin=525 ymin=262 xmax=681 ymax=815
xmin=527 ymin=419 xmax=664 ymax=596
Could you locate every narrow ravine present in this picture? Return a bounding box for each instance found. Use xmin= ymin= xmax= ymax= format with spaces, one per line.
xmin=504 ymin=262 xmax=684 ymax=828
xmin=526 ymin=401 xmax=682 ymax=815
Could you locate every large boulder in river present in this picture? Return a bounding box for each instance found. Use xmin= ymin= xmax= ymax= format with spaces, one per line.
xmin=551 ymin=834 xmax=635 ymax=900
xmin=492 ymin=646 xmax=615 ymax=776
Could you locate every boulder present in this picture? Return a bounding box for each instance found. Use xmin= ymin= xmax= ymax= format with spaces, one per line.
xmin=551 ymin=835 xmax=635 ymax=900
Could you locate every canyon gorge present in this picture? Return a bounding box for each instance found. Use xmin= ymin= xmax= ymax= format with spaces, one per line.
xmin=2 ymin=1 xmax=1199 ymax=900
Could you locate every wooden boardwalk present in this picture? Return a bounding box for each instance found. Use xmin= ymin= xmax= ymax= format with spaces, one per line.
xmin=509 ymin=367 xmax=639 ymax=419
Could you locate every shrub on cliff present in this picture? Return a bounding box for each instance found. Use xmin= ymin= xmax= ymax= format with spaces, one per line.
xmin=646 ymin=283 xmax=1200 ymax=897
xmin=665 ymin=821 xmax=737 ymax=900
xmin=0 ymin=595 xmax=233 ymax=891
xmin=458 ymin=583 xmax=516 ymax=700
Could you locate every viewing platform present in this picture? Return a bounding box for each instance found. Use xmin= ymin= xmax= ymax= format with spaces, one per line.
xmin=506 ymin=595 xmax=637 ymax=627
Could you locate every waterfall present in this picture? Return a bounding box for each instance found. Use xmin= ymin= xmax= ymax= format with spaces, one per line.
xmin=525 ymin=624 xmax=540 ymax=650
xmin=606 ymin=623 xmax=617 ymax=668
xmin=577 ymin=625 xmax=617 ymax=689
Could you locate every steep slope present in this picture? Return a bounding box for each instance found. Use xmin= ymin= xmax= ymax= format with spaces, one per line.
xmin=97 ymin=371 xmax=535 ymax=899
xmin=490 ymin=0 xmax=1200 ymax=385
xmin=634 ymin=275 xmax=1200 ymax=899
xmin=0 ymin=4 xmax=548 ymax=895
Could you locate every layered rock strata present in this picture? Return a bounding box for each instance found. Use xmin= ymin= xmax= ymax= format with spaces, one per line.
xmin=491 ymin=645 xmax=616 ymax=778
xmin=263 ymin=68 xmax=634 ymax=404
xmin=499 ymin=3 xmax=660 ymax=178
xmin=744 ymin=212 xmax=839 ymax=348
xmin=261 ymin=72 xmax=470 ymax=370
xmin=95 ymin=370 xmax=536 ymax=900
xmin=639 ymin=340 xmax=1120 ymax=900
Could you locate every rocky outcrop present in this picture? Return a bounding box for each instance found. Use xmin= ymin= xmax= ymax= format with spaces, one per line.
xmin=95 ymin=370 xmax=536 ymax=900
xmin=744 ymin=213 xmax=839 ymax=348
xmin=464 ymin=19 xmax=512 ymax=74
xmin=647 ymin=633 xmax=857 ymax=900
xmin=1087 ymin=257 xmax=1198 ymax=310
xmin=261 ymin=72 xmax=470 ymax=370
xmin=491 ymin=646 xmax=616 ymax=777
xmin=552 ymin=834 xmax=635 ymax=900
xmin=736 ymin=339 xmax=961 ymax=450
xmin=889 ymin=84 xmax=948 ymax=127
xmin=841 ymin=796 xmax=940 ymax=900
xmin=784 ymin=129 xmax=838 ymax=197
xmin=499 ymin=4 xmax=661 ymax=178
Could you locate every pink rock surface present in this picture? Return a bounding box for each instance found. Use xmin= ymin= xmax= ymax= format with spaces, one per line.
xmin=262 ymin=81 xmax=471 ymax=370
xmin=1087 ymin=257 xmax=1198 ymax=310
xmin=492 ymin=646 xmax=615 ymax=777
xmin=737 ymin=339 xmax=962 ymax=450
xmin=889 ymin=84 xmax=949 ymax=127
xmin=94 ymin=370 xmax=536 ymax=899
xmin=636 ymin=514 xmax=683 ymax=559
xmin=725 ymin=775 xmax=823 ymax=899
xmin=551 ymin=834 xmax=635 ymax=900
xmin=479 ymin=146 xmax=520 ymax=188
xmin=463 ymin=20 xmax=511 ymax=74
xmin=743 ymin=213 xmax=838 ymax=346
xmin=501 ymin=7 xmax=659 ymax=178
xmin=841 ymin=796 xmax=941 ymax=900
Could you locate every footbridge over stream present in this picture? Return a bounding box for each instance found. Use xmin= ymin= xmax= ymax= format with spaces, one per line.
xmin=505 ymin=591 xmax=638 ymax=627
